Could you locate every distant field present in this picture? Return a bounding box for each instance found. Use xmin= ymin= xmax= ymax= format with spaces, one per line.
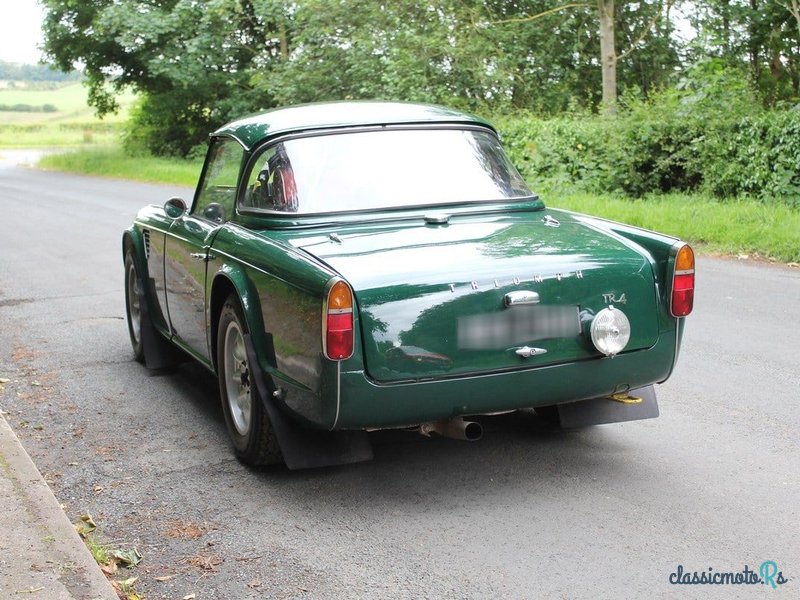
xmin=0 ymin=82 xmax=135 ymax=147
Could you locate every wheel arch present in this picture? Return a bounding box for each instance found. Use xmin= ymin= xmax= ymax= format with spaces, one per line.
xmin=122 ymin=226 xmax=155 ymax=313
xmin=209 ymin=264 xmax=269 ymax=374
xmin=122 ymin=226 xmax=146 ymax=271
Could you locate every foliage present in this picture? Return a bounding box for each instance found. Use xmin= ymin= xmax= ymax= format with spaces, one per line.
xmin=41 ymin=0 xmax=681 ymax=155
xmin=497 ymin=61 xmax=800 ymax=202
xmin=500 ymin=108 xmax=800 ymax=202
xmin=688 ymin=0 xmax=800 ymax=106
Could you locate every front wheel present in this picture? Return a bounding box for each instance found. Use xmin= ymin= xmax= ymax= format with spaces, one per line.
xmin=217 ymin=295 xmax=282 ymax=466
xmin=124 ymin=248 xmax=144 ymax=363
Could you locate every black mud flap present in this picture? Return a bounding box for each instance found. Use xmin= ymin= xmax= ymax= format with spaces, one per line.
xmin=555 ymin=385 xmax=659 ymax=428
xmin=243 ymin=334 xmax=374 ymax=470
xmin=138 ymin=281 xmax=184 ymax=370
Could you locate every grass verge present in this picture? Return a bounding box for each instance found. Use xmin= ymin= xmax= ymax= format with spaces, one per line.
xmin=35 ymin=147 xmax=800 ymax=263
xmin=553 ymin=191 xmax=800 ymax=264
xmin=38 ymin=147 xmax=202 ymax=187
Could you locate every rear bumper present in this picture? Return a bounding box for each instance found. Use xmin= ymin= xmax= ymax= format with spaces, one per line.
xmin=334 ymin=328 xmax=678 ymax=429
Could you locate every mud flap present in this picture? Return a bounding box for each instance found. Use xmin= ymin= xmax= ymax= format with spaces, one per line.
xmin=138 ymin=279 xmax=184 ymax=370
xmin=243 ymin=334 xmax=374 ymax=470
xmin=555 ymin=385 xmax=659 ymax=428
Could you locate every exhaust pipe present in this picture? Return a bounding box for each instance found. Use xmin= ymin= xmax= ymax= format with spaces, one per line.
xmin=418 ymin=418 xmax=483 ymax=441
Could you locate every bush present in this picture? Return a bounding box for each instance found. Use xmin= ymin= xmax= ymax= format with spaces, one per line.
xmin=497 ymin=106 xmax=800 ymax=202
xmin=495 ymin=60 xmax=800 ymax=203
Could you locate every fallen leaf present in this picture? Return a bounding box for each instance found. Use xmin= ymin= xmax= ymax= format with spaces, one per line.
xmin=119 ymin=576 xmax=138 ymax=587
xmin=165 ymin=520 xmax=211 ymax=540
xmin=247 ymin=579 xmax=261 ymax=588
xmin=183 ymin=594 xmax=196 ymax=599
xmin=112 ymin=548 xmax=142 ymax=568
xmin=101 ymin=563 xmax=118 ymax=576
xmin=30 ymin=381 xmax=41 ymax=387
xmin=0 ymin=377 xmax=10 ymax=384
xmin=185 ymin=554 xmax=223 ymax=572
xmin=74 ymin=514 xmax=97 ymax=538
xmin=154 ymin=575 xmax=175 ymax=582
xmin=93 ymin=485 xmax=104 ymax=495
xmin=737 ymin=254 xmax=749 ymax=260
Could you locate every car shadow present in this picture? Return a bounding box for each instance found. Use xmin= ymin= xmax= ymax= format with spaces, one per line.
xmin=152 ymin=360 xmax=643 ymax=507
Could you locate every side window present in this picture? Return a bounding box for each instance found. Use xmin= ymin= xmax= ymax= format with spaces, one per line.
xmin=242 ymin=142 xmax=298 ymax=212
xmin=194 ymin=138 xmax=245 ymax=223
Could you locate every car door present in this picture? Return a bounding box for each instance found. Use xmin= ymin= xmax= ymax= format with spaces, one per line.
xmin=164 ymin=137 xmax=245 ymax=363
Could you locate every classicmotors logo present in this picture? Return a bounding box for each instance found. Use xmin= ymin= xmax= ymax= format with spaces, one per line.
xmin=669 ymin=561 xmax=788 ymax=588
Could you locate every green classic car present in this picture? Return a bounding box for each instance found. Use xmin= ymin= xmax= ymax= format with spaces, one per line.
xmin=123 ymin=101 xmax=695 ymax=469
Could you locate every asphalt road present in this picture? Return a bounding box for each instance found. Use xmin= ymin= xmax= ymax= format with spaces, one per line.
xmin=0 ymin=164 xmax=798 ymax=599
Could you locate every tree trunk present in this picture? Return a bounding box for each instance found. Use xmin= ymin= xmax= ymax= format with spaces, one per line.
xmin=279 ymin=20 xmax=289 ymax=60
xmin=598 ymin=0 xmax=617 ymax=115
xmin=784 ymin=1 xmax=800 ymax=43
xmin=722 ymin=0 xmax=731 ymax=54
xmin=749 ymin=0 xmax=760 ymax=86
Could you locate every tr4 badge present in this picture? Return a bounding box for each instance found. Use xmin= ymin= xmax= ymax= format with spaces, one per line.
xmin=602 ymin=292 xmax=627 ymax=304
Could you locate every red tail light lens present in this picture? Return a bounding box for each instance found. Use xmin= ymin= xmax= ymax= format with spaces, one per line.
xmin=670 ymin=244 xmax=695 ymax=317
xmin=324 ymin=280 xmax=354 ymax=360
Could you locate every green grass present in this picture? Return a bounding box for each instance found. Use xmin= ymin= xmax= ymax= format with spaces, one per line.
xmin=84 ymin=534 xmax=111 ymax=566
xmin=35 ymin=146 xmax=800 ymax=263
xmin=553 ymin=191 xmax=800 ymax=263
xmin=0 ymin=83 xmax=135 ymax=147
xmin=39 ymin=146 xmax=202 ymax=186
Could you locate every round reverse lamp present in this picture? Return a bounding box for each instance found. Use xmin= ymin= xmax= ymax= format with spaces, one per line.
xmin=590 ymin=306 xmax=631 ymax=357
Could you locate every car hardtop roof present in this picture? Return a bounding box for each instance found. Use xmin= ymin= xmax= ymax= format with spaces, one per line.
xmin=212 ymin=101 xmax=497 ymax=150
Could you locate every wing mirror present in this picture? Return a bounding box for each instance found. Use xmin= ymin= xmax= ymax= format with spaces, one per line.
xmin=164 ymin=197 xmax=187 ymax=219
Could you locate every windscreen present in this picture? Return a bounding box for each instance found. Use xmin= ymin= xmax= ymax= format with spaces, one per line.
xmin=242 ymin=128 xmax=533 ymax=214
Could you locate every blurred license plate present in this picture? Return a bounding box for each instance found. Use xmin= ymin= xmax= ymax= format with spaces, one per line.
xmin=457 ymin=305 xmax=580 ymax=350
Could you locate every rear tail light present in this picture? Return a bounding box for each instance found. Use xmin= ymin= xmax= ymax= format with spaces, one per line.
xmin=670 ymin=243 xmax=695 ymax=317
xmin=323 ymin=279 xmax=354 ymax=360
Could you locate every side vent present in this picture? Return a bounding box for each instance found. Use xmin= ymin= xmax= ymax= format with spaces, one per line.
xmin=142 ymin=229 xmax=151 ymax=260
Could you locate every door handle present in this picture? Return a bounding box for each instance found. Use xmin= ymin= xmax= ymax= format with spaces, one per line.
xmin=190 ymin=253 xmax=216 ymax=262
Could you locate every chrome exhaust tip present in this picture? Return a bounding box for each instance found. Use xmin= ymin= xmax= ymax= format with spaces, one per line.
xmin=418 ymin=418 xmax=483 ymax=441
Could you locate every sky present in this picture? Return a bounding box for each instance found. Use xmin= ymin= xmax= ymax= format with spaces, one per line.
xmin=0 ymin=0 xmax=46 ymax=64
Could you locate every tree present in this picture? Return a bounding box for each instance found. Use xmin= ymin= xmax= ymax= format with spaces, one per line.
xmin=689 ymin=0 xmax=800 ymax=103
xmin=41 ymin=0 xmax=683 ymax=154
xmin=42 ymin=0 xmax=291 ymax=154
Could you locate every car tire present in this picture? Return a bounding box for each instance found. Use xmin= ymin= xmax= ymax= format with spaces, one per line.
xmin=124 ymin=248 xmax=145 ymax=363
xmin=217 ymin=295 xmax=282 ymax=466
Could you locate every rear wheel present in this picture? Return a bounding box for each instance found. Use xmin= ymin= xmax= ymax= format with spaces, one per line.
xmin=124 ymin=248 xmax=144 ymax=363
xmin=217 ymin=295 xmax=282 ymax=466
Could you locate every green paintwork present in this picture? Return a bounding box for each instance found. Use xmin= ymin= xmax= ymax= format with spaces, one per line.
xmin=278 ymin=207 xmax=661 ymax=382
xmin=124 ymin=102 xmax=690 ymax=432
xmin=213 ymin=101 xmax=495 ymax=150
xmin=336 ymin=328 xmax=680 ymax=429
